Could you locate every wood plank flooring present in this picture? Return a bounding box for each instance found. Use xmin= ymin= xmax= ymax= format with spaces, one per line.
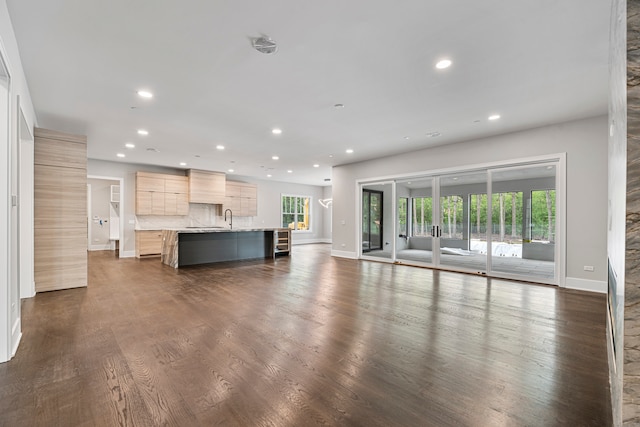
xmin=0 ymin=244 xmax=611 ymax=426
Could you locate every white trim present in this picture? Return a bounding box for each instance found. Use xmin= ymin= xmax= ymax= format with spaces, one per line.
xmin=89 ymin=244 xmax=115 ymax=251
xmin=331 ymin=250 xmax=357 ymax=259
xmin=564 ymin=276 xmax=607 ymax=293
xmin=292 ymin=238 xmax=331 ymax=245
xmin=11 ymin=331 xmax=20 ymax=358
xmin=120 ymin=250 xmax=136 ymax=258
xmin=281 ymin=193 xmax=313 ymax=233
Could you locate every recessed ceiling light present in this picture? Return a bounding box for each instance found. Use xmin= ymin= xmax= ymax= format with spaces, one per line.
xmin=272 ymin=128 xmax=282 ymax=135
xmin=426 ymin=131 xmax=441 ymax=138
xmin=346 ymin=149 xmax=354 ymax=154
xmin=313 ymin=164 xmax=319 ymax=168
xmin=179 ymin=162 xmax=186 ymax=166
xmin=116 ymin=153 xmax=125 ymax=158
xmin=267 ymin=174 xmax=272 ymax=178
xmin=137 ymin=90 xmax=153 ymax=99
xmin=137 ymin=129 xmax=149 ymax=136
xmin=329 ymin=154 xmax=334 ymax=158
xmin=216 ymin=145 xmax=225 ymax=150
xmin=488 ymin=114 xmax=501 ymax=121
xmin=272 ymin=155 xmax=279 ymax=160
xmin=404 ymin=136 xmax=410 ymax=140
xmin=287 ymin=170 xmax=293 ymax=173
xmin=125 ymin=143 xmax=135 ymax=149
xmin=334 ymin=103 xmax=345 ymax=108
xmin=436 ymin=59 xmax=452 ymax=69
xmin=146 ymin=147 xmax=159 ymax=152
xmin=228 ymin=168 xmax=235 ymax=173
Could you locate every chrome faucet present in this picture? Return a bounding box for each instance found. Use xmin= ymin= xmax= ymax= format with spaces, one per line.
xmin=224 ymin=209 xmax=233 ymax=229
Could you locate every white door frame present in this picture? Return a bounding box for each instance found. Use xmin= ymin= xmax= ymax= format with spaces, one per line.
xmin=87 ymin=175 xmax=124 ymax=257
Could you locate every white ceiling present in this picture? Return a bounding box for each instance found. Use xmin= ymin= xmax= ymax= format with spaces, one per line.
xmin=7 ymin=1 xmax=611 ymax=186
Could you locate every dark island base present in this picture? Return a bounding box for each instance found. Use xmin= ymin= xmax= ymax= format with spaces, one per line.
xmin=177 ymin=231 xmax=274 ymax=267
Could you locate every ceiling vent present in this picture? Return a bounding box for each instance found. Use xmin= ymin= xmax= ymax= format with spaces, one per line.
xmin=252 ymin=36 xmax=277 ymax=54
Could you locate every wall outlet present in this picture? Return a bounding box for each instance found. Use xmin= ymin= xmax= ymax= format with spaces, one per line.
xmin=340 ymin=220 xmax=346 ymax=225
xmin=584 ymin=265 xmax=594 ymax=272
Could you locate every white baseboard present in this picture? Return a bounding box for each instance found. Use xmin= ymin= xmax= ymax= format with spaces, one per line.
xmin=564 ymin=277 xmax=607 ymax=293
xmin=120 ymin=250 xmax=136 ymax=258
xmin=89 ymin=243 xmax=115 ymax=251
xmin=331 ymin=249 xmax=358 ymax=259
xmin=11 ymin=318 xmax=21 ymax=358
xmin=292 ymin=238 xmax=332 ymax=245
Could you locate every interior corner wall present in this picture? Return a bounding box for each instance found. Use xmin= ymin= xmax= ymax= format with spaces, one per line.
xmin=332 ymin=115 xmax=608 ymax=287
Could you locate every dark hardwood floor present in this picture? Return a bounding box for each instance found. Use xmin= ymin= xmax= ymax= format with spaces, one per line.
xmin=0 ymin=244 xmax=611 ymax=426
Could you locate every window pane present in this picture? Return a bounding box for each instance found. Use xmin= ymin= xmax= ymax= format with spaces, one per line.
xmin=440 ymin=195 xmax=463 ymax=239
xmin=412 ymin=197 xmax=432 ymax=236
xmin=530 ymin=190 xmax=555 ymax=242
xmin=398 ymin=198 xmax=407 ymax=235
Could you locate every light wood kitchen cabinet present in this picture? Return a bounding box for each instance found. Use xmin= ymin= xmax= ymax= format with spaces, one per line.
xmin=224 ymin=180 xmax=257 ymax=216
xmin=136 ymin=172 xmax=188 ymax=215
xmin=164 ymin=192 xmax=189 ymax=216
xmin=135 ymin=230 xmax=164 ymax=257
xmin=34 ymin=128 xmax=87 ymax=292
xmin=188 ymin=169 xmax=225 ymax=204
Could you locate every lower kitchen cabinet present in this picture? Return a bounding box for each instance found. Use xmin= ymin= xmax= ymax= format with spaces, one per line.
xmin=136 ymin=230 xmax=164 ymax=258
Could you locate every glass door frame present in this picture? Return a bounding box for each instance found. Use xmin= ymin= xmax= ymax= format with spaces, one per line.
xmin=359 ymin=181 xmax=396 ymax=262
xmin=356 ymin=153 xmax=566 ymax=287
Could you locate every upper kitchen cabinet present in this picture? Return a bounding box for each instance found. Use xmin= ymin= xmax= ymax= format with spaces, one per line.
xmin=188 ymin=169 xmax=225 ymax=204
xmin=224 ymin=181 xmax=257 ymax=216
xmin=136 ymin=172 xmax=188 ymax=215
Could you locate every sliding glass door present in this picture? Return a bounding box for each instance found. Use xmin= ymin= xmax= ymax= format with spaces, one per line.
xmin=438 ymin=171 xmax=487 ymax=273
xmin=362 ymin=186 xmax=384 ymax=254
xmin=488 ymin=164 xmax=556 ymax=282
xmin=359 ymin=158 xmax=561 ymax=285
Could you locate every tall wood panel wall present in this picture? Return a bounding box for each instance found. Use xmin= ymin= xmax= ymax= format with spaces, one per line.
xmin=34 ymin=128 xmax=87 ymax=292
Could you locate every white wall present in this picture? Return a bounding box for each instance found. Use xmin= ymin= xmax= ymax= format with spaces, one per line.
xmin=0 ymin=0 xmax=37 ymax=363
xmin=332 ymin=115 xmax=608 ymax=288
xmin=87 ymin=159 xmax=332 ymax=256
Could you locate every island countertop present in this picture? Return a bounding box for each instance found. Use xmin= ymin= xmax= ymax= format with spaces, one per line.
xmin=161 ymin=227 xmax=290 ymax=268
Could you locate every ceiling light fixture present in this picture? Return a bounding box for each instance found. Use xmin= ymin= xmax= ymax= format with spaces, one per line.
xmin=346 ymin=149 xmax=354 ymax=154
xmin=267 ymin=174 xmax=272 ymax=178
xmin=228 ymin=168 xmax=235 ymax=173
xmin=125 ymin=143 xmax=135 ymax=149
xmin=137 ymin=90 xmax=153 ymax=99
xmin=137 ymin=129 xmax=149 ymax=135
xmin=252 ymin=36 xmax=277 ymax=54
xmin=334 ymin=104 xmax=345 ymax=109
xmin=272 ymin=155 xmax=279 ymax=160
xmin=287 ymin=170 xmax=293 ymax=173
xmin=436 ymin=59 xmax=452 ymax=69
xmin=272 ymin=128 xmax=282 ymax=135
xmin=313 ymin=164 xmax=319 ymax=168
xmin=216 ymin=145 xmax=225 ymax=150
xmin=488 ymin=114 xmax=501 ymax=121
xmin=404 ymin=136 xmax=410 ymax=140
xmin=116 ymin=153 xmax=125 ymax=158
xmin=179 ymin=162 xmax=187 ymax=166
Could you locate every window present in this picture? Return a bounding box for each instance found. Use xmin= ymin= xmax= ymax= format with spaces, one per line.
xmin=529 ymin=190 xmax=555 ymax=243
xmin=412 ymin=197 xmax=432 ymax=236
xmin=440 ymin=195 xmax=463 ymax=239
xmin=398 ymin=197 xmax=408 ymax=236
xmin=281 ymin=195 xmax=311 ymax=231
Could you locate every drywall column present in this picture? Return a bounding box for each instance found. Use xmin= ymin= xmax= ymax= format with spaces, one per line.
xmin=34 ymin=128 xmax=87 ymax=292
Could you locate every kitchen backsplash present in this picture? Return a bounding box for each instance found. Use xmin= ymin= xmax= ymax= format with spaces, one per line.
xmin=136 ymin=204 xmax=256 ymax=229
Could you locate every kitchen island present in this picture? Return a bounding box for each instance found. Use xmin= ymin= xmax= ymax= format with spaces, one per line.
xmin=161 ymin=227 xmax=289 ymax=268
